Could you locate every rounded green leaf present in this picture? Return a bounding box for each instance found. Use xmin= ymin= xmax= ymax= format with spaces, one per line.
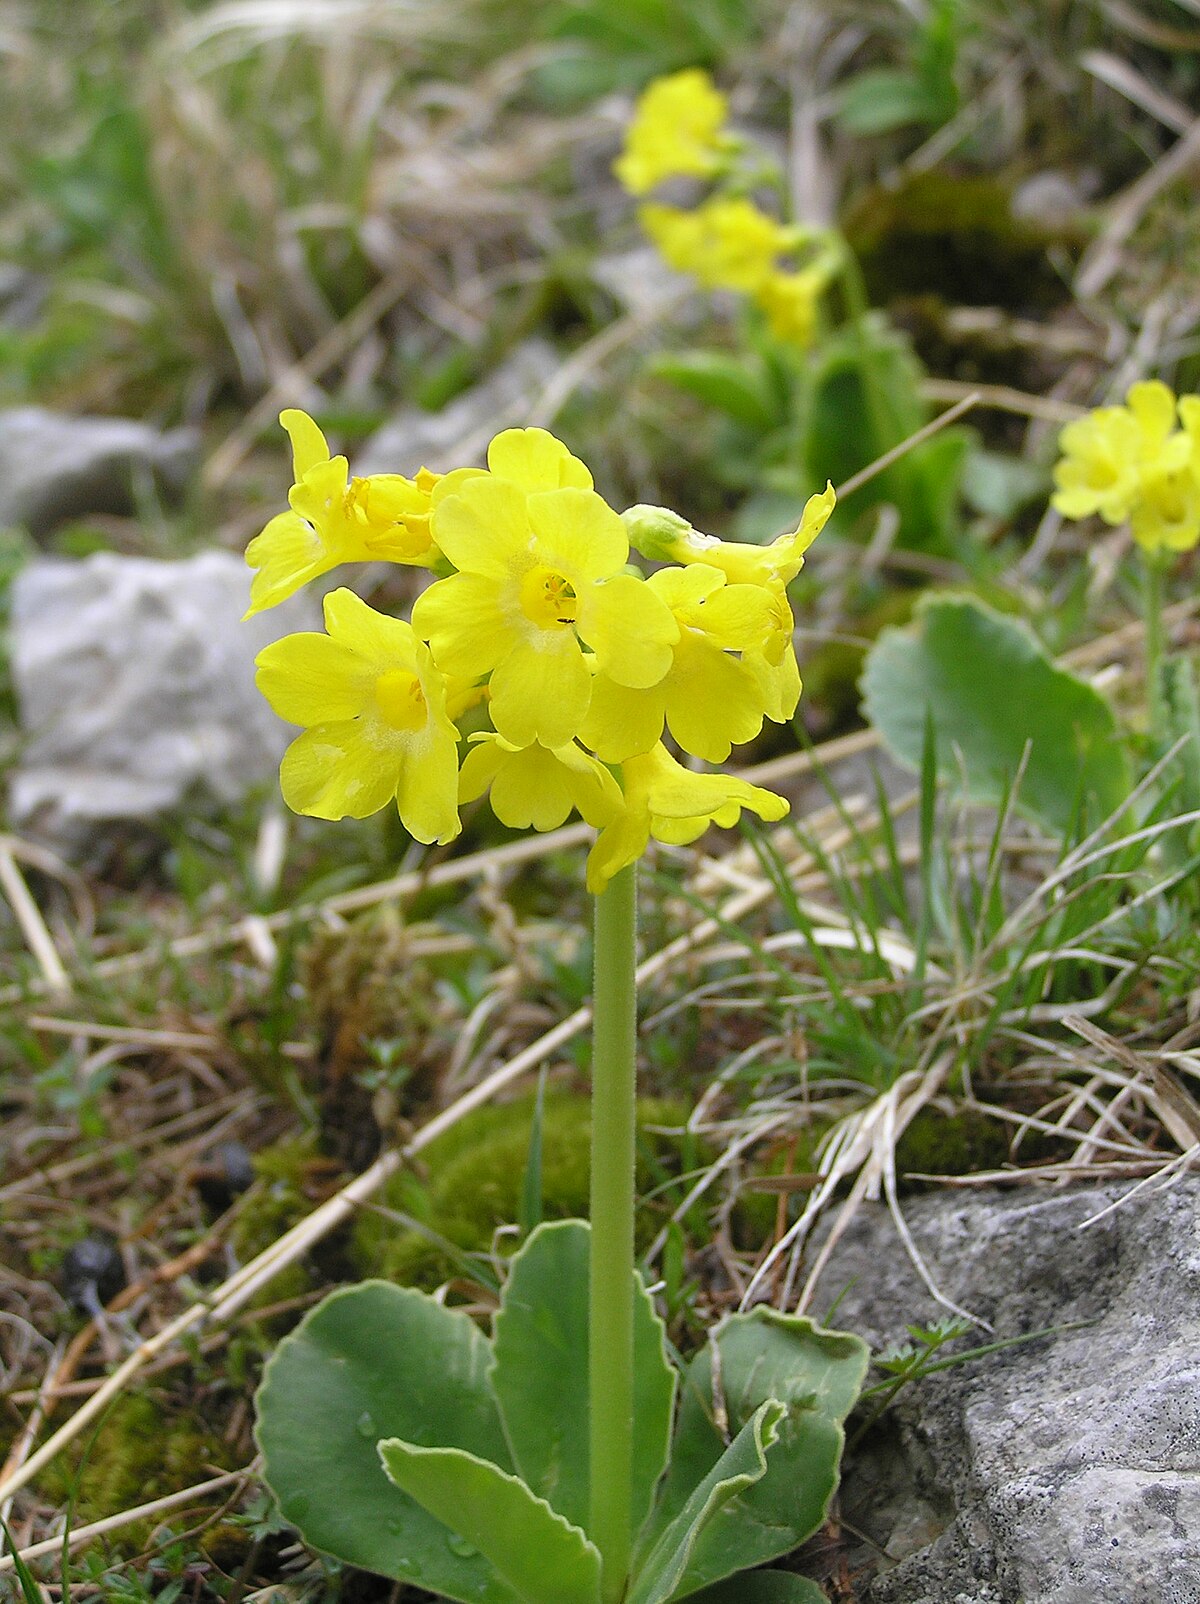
xmin=490 ymin=1220 xmax=676 ymax=1541
xmin=255 ymin=1281 xmax=518 ymax=1602
xmin=628 ymin=1401 xmax=786 ymax=1604
xmin=862 ymin=594 xmax=1132 ymax=836
xmin=644 ymin=1310 xmax=868 ymax=1600
xmin=379 ymin=1440 xmax=601 ymax=1604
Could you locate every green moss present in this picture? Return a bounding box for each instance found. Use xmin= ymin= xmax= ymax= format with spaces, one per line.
xmin=894 ymin=1106 xmax=1014 ymax=1182
xmin=42 ymin=1392 xmax=233 ymax=1545
xmin=844 ymin=171 xmax=1078 ymax=311
xmin=352 ymin=1090 xmax=690 ymax=1288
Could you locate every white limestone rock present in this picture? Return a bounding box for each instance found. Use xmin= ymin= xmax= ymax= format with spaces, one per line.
xmin=8 ymin=550 xmax=317 ymax=845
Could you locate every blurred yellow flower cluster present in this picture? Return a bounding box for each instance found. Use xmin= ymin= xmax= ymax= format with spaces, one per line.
xmin=249 ymin=414 xmax=833 ymax=891
xmin=616 ymin=69 xmax=837 ymax=349
xmin=1052 ymin=379 xmax=1200 ymax=555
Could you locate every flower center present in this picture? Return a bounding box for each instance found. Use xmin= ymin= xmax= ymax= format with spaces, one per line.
xmin=374 ymin=668 xmax=427 ymax=731
xmin=519 ymin=565 xmax=577 ymax=630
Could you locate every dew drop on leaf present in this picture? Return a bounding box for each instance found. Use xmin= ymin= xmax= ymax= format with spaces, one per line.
xmin=356 ymin=1410 xmax=377 ymax=1437
xmin=447 ymin=1533 xmax=478 ymax=1558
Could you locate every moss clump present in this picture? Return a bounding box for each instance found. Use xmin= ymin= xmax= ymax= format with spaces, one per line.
xmin=300 ymin=907 xmax=463 ymax=1168
xmin=894 ymin=1106 xmax=1015 ymax=1183
xmin=42 ymin=1392 xmax=233 ymax=1545
xmin=844 ymin=171 xmax=1077 ymax=311
xmin=352 ymin=1089 xmax=690 ymax=1289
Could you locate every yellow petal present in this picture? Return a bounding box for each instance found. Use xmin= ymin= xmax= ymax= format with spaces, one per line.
xmin=663 ymin=643 xmax=766 ymax=762
xmin=431 ymin=477 xmax=532 ymax=578
xmin=577 ymin=573 xmax=678 ymax=689
xmin=579 ymin=673 xmax=664 ymax=763
xmin=254 ymin=631 xmax=376 ymax=725
xmin=244 ymin=511 xmax=327 ymax=616
xmin=1126 ymin=380 xmax=1176 ymax=443
xmin=280 ymin=409 xmax=330 ymax=481
xmin=395 ymin=725 xmax=461 ymax=845
xmin=321 ymin=588 xmax=417 ymax=669
xmin=487 ymin=428 xmax=594 ymax=492
xmin=587 ymin=810 xmax=651 ymax=895
xmin=411 ymin=572 xmax=512 ymax=679
xmin=279 ymin=723 xmax=399 ymax=820
xmin=489 ymin=637 xmax=592 ymax=748
xmin=527 ymin=488 xmax=628 ymax=582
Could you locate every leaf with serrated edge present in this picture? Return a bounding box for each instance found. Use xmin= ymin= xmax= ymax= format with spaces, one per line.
xmin=379 ymin=1439 xmax=601 ymax=1604
xmin=491 ymin=1220 xmax=676 ymax=1538
xmin=627 ymin=1400 xmax=784 ymax=1604
xmin=255 ymin=1281 xmax=520 ymax=1603
xmin=646 ymin=1310 xmax=868 ymax=1599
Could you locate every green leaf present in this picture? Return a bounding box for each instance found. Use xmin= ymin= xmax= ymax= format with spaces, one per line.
xmin=862 ymin=594 xmax=1133 ymax=837
xmin=628 ymin=1401 xmax=786 ymax=1604
xmin=519 ymin=1068 xmax=548 ymax=1238
xmin=961 ymin=448 xmax=1048 ymax=520
xmin=491 ymin=1220 xmax=676 ymax=1539
xmin=803 ymin=317 xmax=966 ymax=553
xmin=688 ymin=1573 xmax=829 ymax=1604
xmin=837 ymin=68 xmax=940 ymax=135
xmin=651 ymin=352 xmax=781 ymax=432
xmin=379 ymin=1440 xmax=601 ymax=1604
xmin=255 ymin=1281 xmax=519 ymax=1603
xmin=643 ymin=1310 xmax=868 ymax=1600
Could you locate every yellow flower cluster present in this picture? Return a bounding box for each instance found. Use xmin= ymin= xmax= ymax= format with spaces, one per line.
xmin=1052 ymin=379 xmax=1200 ymax=555
xmin=249 ymin=414 xmax=834 ymax=891
xmin=615 ymin=69 xmax=837 ymax=349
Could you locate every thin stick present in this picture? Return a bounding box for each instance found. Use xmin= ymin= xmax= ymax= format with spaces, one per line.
xmin=0 ymin=846 xmax=70 ymax=997
xmin=0 ymin=1471 xmax=247 ymax=1575
xmin=836 ymin=393 xmax=980 ymax=501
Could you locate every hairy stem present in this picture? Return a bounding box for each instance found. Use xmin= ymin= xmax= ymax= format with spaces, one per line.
xmin=589 ymin=862 xmax=638 ymax=1604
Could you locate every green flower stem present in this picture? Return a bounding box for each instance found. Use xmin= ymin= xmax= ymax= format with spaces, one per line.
xmin=1143 ymin=551 xmax=1167 ymax=744
xmin=589 ymin=861 xmax=638 ymax=1604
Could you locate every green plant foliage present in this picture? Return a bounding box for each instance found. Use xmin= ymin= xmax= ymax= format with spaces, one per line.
xmin=378 ymin=1439 xmax=602 ymax=1604
xmin=649 ymin=351 xmax=783 ymax=434
xmin=835 ymin=0 xmax=962 ymax=136
xmin=690 ymin=1575 xmax=829 ymax=1604
xmin=862 ymin=594 xmax=1133 ymax=836
xmin=491 ymin=1221 xmax=676 ymax=1537
xmin=640 ymin=1310 xmax=868 ymax=1599
xmin=256 ymin=1281 xmax=517 ymax=1602
xmin=352 ymin=1092 xmax=689 ymax=1286
xmin=628 ymin=1401 xmax=785 ymax=1604
xmin=256 ymin=1225 xmax=866 ymax=1603
xmin=804 ymin=318 xmax=969 ymax=553
xmin=533 ymin=0 xmax=758 ymax=104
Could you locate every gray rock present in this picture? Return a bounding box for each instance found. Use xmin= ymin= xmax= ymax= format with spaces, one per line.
xmin=9 ymin=550 xmax=318 ymax=845
xmin=353 ymin=340 xmax=558 ymax=478
xmin=0 ymin=408 xmax=200 ymax=537
xmin=805 ymin=1181 xmax=1200 ymax=1603
xmin=591 ymin=245 xmax=694 ymax=320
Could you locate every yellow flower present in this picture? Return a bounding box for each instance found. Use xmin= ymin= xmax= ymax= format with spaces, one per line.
xmin=639 ymin=197 xmax=790 ymax=294
xmin=756 ymin=267 xmax=823 ymax=348
xmin=614 ymin=68 xmax=730 ymax=197
xmin=586 ymin=744 xmax=788 ymax=894
xmin=1130 ymin=464 xmax=1200 ymax=553
xmin=625 ymin=484 xmax=835 ymax=587
xmin=254 ymin=588 xmax=460 ymax=843
xmin=1051 ymin=380 xmax=1191 ymax=526
xmin=459 ymin=734 xmax=623 ymax=832
xmin=412 ymin=430 xmax=678 ymax=750
xmin=244 ymin=410 xmax=445 ymax=617
xmin=580 ymin=563 xmax=778 ymax=763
